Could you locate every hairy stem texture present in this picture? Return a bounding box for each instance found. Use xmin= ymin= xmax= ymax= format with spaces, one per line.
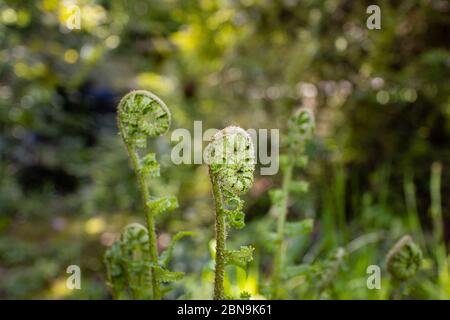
xmin=211 ymin=172 xmax=226 ymax=300
xmin=118 ymin=118 xmax=161 ymax=300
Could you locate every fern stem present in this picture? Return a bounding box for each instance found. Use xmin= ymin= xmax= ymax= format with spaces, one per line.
xmin=211 ymin=171 xmax=226 ymax=300
xmin=272 ymin=162 xmax=293 ymax=298
xmin=207 ymin=126 xmax=255 ymax=299
xmin=105 ymin=262 xmax=121 ymax=300
xmin=430 ymin=162 xmax=448 ymax=299
xmin=118 ymin=120 xmax=161 ymax=300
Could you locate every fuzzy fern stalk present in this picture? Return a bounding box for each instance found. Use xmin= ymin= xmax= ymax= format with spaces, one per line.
xmin=270 ymin=108 xmax=315 ymax=299
xmin=205 ymin=126 xmax=255 ymax=300
xmin=386 ymin=235 xmax=422 ymax=298
xmin=105 ymin=90 xmax=190 ymax=299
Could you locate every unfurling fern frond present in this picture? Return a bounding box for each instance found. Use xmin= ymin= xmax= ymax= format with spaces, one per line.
xmin=270 ymin=108 xmax=315 ymax=299
xmin=104 ymin=90 xmax=190 ymax=300
xmin=386 ymin=235 xmax=422 ymax=281
xmin=206 ymin=126 xmax=255 ymax=300
xmin=117 ymin=90 xmax=171 ymax=146
xmin=105 ymin=224 xmax=151 ymax=299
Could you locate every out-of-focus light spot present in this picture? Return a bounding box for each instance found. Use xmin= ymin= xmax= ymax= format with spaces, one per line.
xmin=136 ymin=72 xmax=174 ymax=95
xmin=360 ymin=63 xmax=372 ymax=77
xmin=401 ymin=88 xmax=417 ymax=102
xmin=321 ymin=80 xmax=336 ymax=96
xmin=101 ymin=232 xmax=118 ymax=246
xmin=0 ymin=86 xmax=12 ymax=99
xmin=345 ymin=23 xmax=364 ymax=40
xmin=240 ymin=276 xmax=258 ymax=296
xmin=105 ymin=35 xmax=120 ymax=49
xmin=85 ymin=217 xmax=106 ymax=235
xmin=297 ymin=82 xmax=318 ymax=98
xmin=64 ymin=49 xmax=79 ymax=64
xmin=249 ymin=88 xmax=264 ymax=100
xmin=376 ymin=90 xmax=390 ymax=104
xmin=158 ymin=233 xmax=171 ymax=248
xmin=21 ymin=95 xmax=34 ymax=109
xmin=2 ymin=8 xmax=17 ymax=24
xmin=17 ymin=9 xmax=31 ymax=27
xmin=51 ymin=217 xmax=67 ymax=231
xmin=80 ymin=45 xmax=94 ymax=59
xmin=207 ymin=8 xmax=234 ymax=29
xmin=370 ymin=77 xmax=384 ymax=90
xmin=200 ymin=0 xmax=216 ymax=10
xmin=171 ymin=26 xmax=199 ymax=52
xmin=339 ymin=80 xmax=353 ymax=96
xmin=8 ymin=107 xmax=21 ymax=121
xmin=81 ymin=4 xmax=107 ymax=30
xmin=335 ymin=37 xmax=347 ymax=51
xmin=284 ymin=0 xmax=298 ymax=7
xmin=49 ymin=278 xmax=71 ymax=298
xmin=13 ymin=62 xmax=29 ymax=78
xmin=11 ymin=126 xmax=26 ymax=139
xmin=42 ymin=0 xmax=59 ymax=12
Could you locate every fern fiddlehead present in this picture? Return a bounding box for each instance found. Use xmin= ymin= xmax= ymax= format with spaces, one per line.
xmin=105 ymin=90 xmax=190 ymax=299
xmin=105 ymin=223 xmax=151 ymax=299
xmin=270 ymin=108 xmax=315 ymax=299
xmin=205 ymin=126 xmax=255 ymax=300
xmin=386 ymin=235 xmax=422 ymax=282
xmin=386 ymin=235 xmax=423 ymax=299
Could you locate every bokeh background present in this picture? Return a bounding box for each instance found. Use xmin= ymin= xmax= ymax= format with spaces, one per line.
xmin=0 ymin=0 xmax=449 ymax=299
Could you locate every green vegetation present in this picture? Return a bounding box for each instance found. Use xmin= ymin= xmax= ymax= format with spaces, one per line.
xmin=270 ymin=108 xmax=315 ymax=299
xmin=0 ymin=0 xmax=448 ymax=300
xmin=105 ymin=90 xmax=191 ymax=299
xmin=206 ymin=126 xmax=255 ymax=299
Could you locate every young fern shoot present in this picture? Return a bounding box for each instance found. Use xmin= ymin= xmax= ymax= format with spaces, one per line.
xmin=270 ymin=108 xmax=315 ymax=299
xmin=105 ymin=223 xmax=151 ymax=299
xmin=205 ymin=126 xmax=255 ymax=300
xmin=105 ymin=90 xmax=191 ymax=299
xmin=386 ymin=235 xmax=422 ymax=299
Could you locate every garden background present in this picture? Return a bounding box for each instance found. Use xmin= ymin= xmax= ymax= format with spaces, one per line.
xmin=0 ymin=0 xmax=449 ymax=299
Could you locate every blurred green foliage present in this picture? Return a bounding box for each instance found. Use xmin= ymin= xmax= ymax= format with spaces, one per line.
xmin=0 ymin=0 xmax=449 ymax=299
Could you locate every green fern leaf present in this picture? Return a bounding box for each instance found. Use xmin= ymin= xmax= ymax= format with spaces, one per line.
xmin=154 ymin=266 xmax=185 ymax=283
xmin=146 ymin=195 xmax=178 ymax=216
xmin=139 ymin=153 xmax=160 ymax=178
xmin=225 ymin=246 xmax=254 ymax=269
xmin=159 ymin=231 xmax=194 ymax=267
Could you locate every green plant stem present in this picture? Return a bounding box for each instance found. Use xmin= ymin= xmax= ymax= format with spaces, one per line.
xmin=403 ymin=171 xmax=426 ymax=247
xmin=272 ymin=162 xmax=293 ymax=298
xmin=430 ymin=162 xmax=448 ymax=299
xmin=211 ymin=171 xmax=226 ymax=300
xmin=105 ymin=265 xmax=121 ymax=300
xmin=335 ymin=161 xmax=347 ymax=244
xmin=118 ymin=122 xmax=161 ymax=300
